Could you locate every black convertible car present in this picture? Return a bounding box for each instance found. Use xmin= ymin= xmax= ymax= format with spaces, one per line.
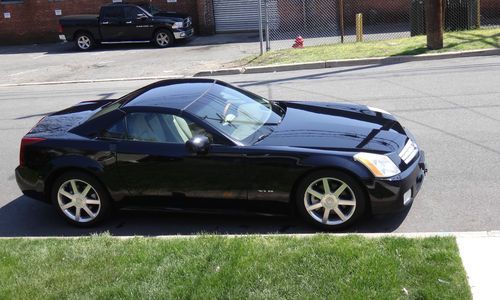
xmin=16 ymin=79 xmax=427 ymax=230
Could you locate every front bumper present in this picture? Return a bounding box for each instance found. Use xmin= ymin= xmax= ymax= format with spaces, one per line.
xmin=173 ymin=27 xmax=194 ymax=39
xmin=366 ymin=150 xmax=427 ymax=214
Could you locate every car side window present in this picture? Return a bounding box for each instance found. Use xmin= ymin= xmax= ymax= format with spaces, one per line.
xmin=124 ymin=112 xmax=213 ymax=144
xmin=123 ymin=6 xmax=142 ymax=19
xmin=101 ymin=117 xmax=127 ymax=140
xmin=101 ymin=7 xmax=123 ymax=19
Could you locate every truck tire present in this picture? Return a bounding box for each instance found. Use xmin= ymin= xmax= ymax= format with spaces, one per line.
xmin=153 ymin=29 xmax=174 ymax=48
xmin=75 ymin=32 xmax=95 ymax=51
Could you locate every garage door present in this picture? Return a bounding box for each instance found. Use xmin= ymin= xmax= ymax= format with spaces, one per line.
xmin=213 ymin=0 xmax=260 ymax=32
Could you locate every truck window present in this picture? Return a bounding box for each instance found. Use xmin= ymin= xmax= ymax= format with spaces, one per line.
xmin=101 ymin=6 xmax=123 ymax=19
xmin=124 ymin=6 xmax=143 ymax=19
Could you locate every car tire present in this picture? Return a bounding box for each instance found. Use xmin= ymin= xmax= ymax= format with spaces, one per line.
xmin=153 ymin=29 xmax=174 ymax=48
xmin=296 ymin=170 xmax=366 ymax=231
xmin=51 ymin=171 xmax=111 ymax=227
xmin=75 ymin=32 xmax=95 ymax=51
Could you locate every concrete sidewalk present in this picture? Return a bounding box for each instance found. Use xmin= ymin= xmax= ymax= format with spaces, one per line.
xmin=457 ymin=235 xmax=500 ymax=300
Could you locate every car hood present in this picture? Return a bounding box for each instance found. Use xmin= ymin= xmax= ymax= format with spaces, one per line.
xmin=256 ymin=101 xmax=408 ymax=154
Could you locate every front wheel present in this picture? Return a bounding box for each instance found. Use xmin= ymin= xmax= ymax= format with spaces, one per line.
xmin=51 ymin=171 xmax=111 ymax=227
xmin=296 ymin=170 xmax=366 ymax=231
xmin=153 ymin=29 xmax=174 ymax=48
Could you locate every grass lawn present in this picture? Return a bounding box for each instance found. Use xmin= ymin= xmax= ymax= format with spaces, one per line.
xmin=240 ymin=28 xmax=500 ymax=66
xmin=0 ymin=235 xmax=471 ymax=299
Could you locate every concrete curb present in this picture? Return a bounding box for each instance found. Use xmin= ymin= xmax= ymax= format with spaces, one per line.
xmin=0 ymin=75 xmax=185 ymax=88
xmin=194 ymin=48 xmax=500 ymax=77
xmin=0 ymin=230 xmax=499 ymax=239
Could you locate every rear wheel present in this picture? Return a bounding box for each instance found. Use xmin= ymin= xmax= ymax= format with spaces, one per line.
xmin=153 ymin=29 xmax=174 ymax=48
xmin=296 ymin=170 xmax=366 ymax=231
xmin=51 ymin=171 xmax=111 ymax=227
xmin=75 ymin=32 xmax=94 ymax=51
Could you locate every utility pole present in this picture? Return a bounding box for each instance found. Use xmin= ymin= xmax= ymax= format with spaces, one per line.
xmin=425 ymin=0 xmax=443 ymax=50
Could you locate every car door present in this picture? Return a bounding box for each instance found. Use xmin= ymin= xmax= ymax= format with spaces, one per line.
xmin=100 ymin=6 xmax=125 ymax=41
xmin=103 ymin=111 xmax=248 ymax=206
xmin=122 ymin=5 xmax=154 ymax=41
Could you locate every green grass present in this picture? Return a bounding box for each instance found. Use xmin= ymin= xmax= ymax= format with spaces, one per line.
xmin=239 ymin=28 xmax=500 ymax=66
xmin=0 ymin=235 xmax=471 ymax=299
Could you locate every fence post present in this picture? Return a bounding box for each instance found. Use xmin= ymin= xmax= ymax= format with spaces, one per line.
xmin=339 ymin=0 xmax=345 ymax=43
xmin=264 ymin=0 xmax=270 ymax=51
xmin=476 ymin=0 xmax=481 ymax=29
xmin=258 ymin=0 xmax=264 ymax=55
xmin=356 ymin=13 xmax=363 ymax=42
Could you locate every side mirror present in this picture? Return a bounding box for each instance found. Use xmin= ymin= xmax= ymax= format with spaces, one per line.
xmin=186 ymin=135 xmax=210 ymax=154
xmin=137 ymin=13 xmax=148 ymax=20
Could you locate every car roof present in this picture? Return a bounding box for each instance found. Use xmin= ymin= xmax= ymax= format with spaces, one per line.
xmin=122 ymin=78 xmax=217 ymax=110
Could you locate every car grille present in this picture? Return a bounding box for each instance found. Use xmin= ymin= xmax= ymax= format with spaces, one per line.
xmin=399 ymin=139 xmax=419 ymax=164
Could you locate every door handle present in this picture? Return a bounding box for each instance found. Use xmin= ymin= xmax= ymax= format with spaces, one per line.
xmin=101 ymin=21 xmax=109 ymax=25
xmin=126 ymin=21 xmax=132 ymax=24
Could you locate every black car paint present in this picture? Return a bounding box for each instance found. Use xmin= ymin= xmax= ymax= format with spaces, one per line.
xmin=16 ymin=79 xmax=427 ymax=217
xmin=59 ymin=3 xmax=193 ymax=43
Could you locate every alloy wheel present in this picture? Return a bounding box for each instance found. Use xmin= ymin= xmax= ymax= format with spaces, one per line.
xmin=304 ymin=177 xmax=356 ymax=225
xmin=57 ymin=179 xmax=101 ymax=223
xmin=77 ymin=36 xmax=91 ymax=50
xmin=156 ymin=32 xmax=170 ymax=47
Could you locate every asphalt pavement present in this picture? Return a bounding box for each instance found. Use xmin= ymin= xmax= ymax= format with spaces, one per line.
xmin=0 ymin=55 xmax=499 ymax=236
xmin=0 ymin=33 xmax=260 ymax=85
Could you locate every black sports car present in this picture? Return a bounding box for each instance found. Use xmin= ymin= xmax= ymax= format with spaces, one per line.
xmin=16 ymin=79 xmax=427 ymax=230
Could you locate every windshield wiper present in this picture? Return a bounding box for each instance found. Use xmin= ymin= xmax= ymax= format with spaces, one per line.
xmin=255 ymin=128 xmax=275 ymax=144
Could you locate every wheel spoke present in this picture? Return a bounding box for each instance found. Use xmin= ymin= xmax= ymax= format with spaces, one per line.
xmin=333 ymin=183 xmax=348 ymax=198
xmin=83 ymin=206 xmax=96 ymax=219
xmin=70 ymin=180 xmax=79 ymax=194
xmin=85 ymin=199 xmax=100 ymax=205
xmin=322 ymin=208 xmax=330 ymax=223
xmin=333 ymin=207 xmax=347 ymax=221
xmin=81 ymin=184 xmax=92 ymax=197
xmin=75 ymin=207 xmax=81 ymax=221
xmin=59 ymin=190 xmax=74 ymax=201
xmin=338 ymin=199 xmax=356 ymax=206
xmin=61 ymin=202 xmax=75 ymax=210
xmin=306 ymin=188 xmax=324 ymax=200
xmin=322 ymin=178 xmax=331 ymax=194
xmin=307 ymin=202 xmax=323 ymax=211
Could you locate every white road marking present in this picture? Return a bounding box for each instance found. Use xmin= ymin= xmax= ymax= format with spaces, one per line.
xmin=8 ymin=69 xmax=39 ymax=77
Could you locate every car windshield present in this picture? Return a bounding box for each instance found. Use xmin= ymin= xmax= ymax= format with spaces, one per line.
xmin=185 ymin=82 xmax=285 ymax=145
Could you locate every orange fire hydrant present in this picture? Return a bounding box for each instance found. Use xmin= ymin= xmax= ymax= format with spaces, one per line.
xmin=292 ymin=36 xmax=304 ymax=48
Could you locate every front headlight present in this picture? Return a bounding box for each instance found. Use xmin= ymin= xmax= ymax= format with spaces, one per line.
xmin=172 ymin=21 xmax=184 ymax=29
xmin=354 ymin=152 xmax=400 ymax=178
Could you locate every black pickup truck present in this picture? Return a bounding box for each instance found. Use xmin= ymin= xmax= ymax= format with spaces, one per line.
xmin=59 ymin=3 xmax=193 ymax=50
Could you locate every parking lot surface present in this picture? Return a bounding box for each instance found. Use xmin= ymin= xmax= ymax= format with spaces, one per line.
xmin=0 ymin=34 xmax=259 ymax=86
xmin=0 ymin=55 xmax=499 ymax=236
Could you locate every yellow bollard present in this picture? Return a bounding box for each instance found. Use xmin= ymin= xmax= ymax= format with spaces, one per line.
xmin=356 ymin=13 xmax=363 ymax=42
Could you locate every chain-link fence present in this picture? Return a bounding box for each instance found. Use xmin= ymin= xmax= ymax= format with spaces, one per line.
xmin=481 ymin=0 xmax=500 ymax=28
xmin=257 ymin=0 xmax=500 ymax=51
